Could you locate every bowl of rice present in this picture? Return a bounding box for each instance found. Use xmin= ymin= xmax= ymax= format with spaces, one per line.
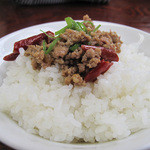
xmin=0 ymin=15 xmax=150 ymax=150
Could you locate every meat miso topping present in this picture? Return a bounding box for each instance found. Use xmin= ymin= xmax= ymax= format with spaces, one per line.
xmin=4 ymin=15 xmax=122 ymax=86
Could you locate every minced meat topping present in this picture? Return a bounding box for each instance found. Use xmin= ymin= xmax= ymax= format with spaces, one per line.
xmin=24 ymin=15 xmax=122 ymax=86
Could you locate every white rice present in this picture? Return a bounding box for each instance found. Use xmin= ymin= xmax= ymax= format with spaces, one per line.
xmin=0 ymin=43 xmax=150 ymax=143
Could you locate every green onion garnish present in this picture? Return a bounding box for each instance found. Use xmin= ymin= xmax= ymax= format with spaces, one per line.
xmin=42 ymin=40 xmax=47 ymax=52
xmin=55 ymin=17 xmax=76 ymax=36
xmin=54 ymin=17 xmax=94 ymax=36
xmin=93 ymin=25 xmax=101 ymax=32
xmin=69 ymin=44 xmax=80 ymax=51
xmin=80 ymin=23 xmax=87 ymax=32
xmin=75 ymin=22 xmax=84 ymax=31
xmin=82 ymin=21 xmax=94 ymax=27
xmin=65 ymin=17 xmax=85 ymax=32
xmin=45 ymin=38 xmax=61 ymax=54
xmin=77 ymin=22 xmax=87 ymax=32
xmin=40 ymin=29 xmax=55 ymax=38
xmin=55 ymin=25 xmax=70 ymax=36
xmin=65 ymin=17 xmax=75 ymax=29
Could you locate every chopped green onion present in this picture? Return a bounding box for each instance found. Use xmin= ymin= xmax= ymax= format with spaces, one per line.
xmin=40 ymin=29 xmax=55 ymax=38
xmin=82 ymin=21 xmax=94 ymax=27
xmin=55 ymin=17 xmax=76 ymax=36
xmin=55 ymin=25 xmax=70 ymax=36
xmin=77 ymin=22 xmax=87 ymax=32
xmin=80 ymin=23 xmax=87 ymax=32
xmin=69 ymin=44 xmax=80 ymax=51
xmin=75 ymin=22 xmax=83 ymax=31
xmin=93 ymin=24 xmax=101 ymax=32
xmin=65 ymin=17 xmax=84 ymax=32
xmin=42 ymin=40 xmax=47 ymax=52
xmin=55 ymin=17 xmax=91 ymax=36
xmin=65 ymin=17 xmax=75 ymax=28
xmin=45 ymin=38 xmax=61 ymax=54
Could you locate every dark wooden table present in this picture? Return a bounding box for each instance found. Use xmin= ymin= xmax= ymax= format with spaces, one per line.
xmin=0 ymin=0 xmax=150 ymax=149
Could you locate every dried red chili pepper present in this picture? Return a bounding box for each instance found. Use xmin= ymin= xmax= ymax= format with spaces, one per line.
xmin=3 ymin=53 xmax=19 ymax=61
xmin=3 ymin=31 xmax=54 ymax=61
xmin=81 ymin=45 xmax=119 ymax=62
xmin=84 ymin=59 xmax=113 ymax=82
xmin=13 ymin=31 xmax=54 ymax=53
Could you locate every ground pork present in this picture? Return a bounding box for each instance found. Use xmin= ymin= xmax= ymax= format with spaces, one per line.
xmin=24 ymin=15 xmax=122 ymax=85
xmin=24 ymin=45 xmax=52 ymax=70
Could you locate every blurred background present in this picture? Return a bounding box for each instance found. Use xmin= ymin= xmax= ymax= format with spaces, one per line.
xmin=0 ymin=0 xmax=150 ymax=39
xmin=0 ymin=0 xmax=150 ymax=149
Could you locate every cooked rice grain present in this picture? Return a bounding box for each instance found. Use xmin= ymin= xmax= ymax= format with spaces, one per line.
xmin=0 ymin=44 xmax=150 ymax=143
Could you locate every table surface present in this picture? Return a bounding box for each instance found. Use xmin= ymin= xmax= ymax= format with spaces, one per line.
xmin=0 ymin=0 xmax=150 ymax=149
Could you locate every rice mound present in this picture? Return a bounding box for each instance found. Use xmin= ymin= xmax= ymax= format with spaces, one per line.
xmin=0 ymin=43 xmax=150 ymax=143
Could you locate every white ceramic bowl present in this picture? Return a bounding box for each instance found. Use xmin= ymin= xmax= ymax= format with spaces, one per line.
xmin=0 ymin=21 xmax=150 ymax=150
